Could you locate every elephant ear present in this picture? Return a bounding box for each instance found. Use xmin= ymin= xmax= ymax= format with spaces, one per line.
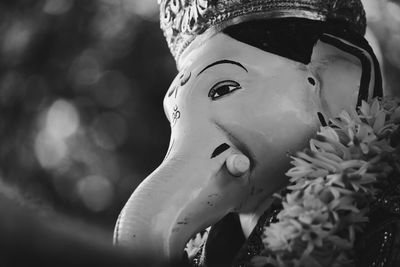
xmin=309 ymin=33 xmax=382 ymax=117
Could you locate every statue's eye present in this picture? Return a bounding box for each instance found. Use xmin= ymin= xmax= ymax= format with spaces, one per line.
xmin=208 ymin=80 xmax=241 ymax=100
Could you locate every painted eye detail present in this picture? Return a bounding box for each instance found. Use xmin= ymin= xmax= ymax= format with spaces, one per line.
xmin=208 ymin=80 xmax=241 ymax=100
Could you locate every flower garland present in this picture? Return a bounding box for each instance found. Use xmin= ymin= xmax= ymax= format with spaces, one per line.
xmin=184 ymin=97 xmax=400 ymax=266
xmin=252 ymin=97 xmax=400 ymax=267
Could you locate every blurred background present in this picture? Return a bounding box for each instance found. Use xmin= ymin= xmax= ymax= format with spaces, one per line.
xmin=0 ymin=0 xmax=399 ymax=265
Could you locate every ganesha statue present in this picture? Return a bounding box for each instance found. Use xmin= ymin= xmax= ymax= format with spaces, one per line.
xmin=114 ymin=0 xmax=400 ymax=266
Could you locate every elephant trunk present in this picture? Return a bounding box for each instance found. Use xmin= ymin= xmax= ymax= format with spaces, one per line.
xmin=114 ymin=149 xmax=249 ymax=266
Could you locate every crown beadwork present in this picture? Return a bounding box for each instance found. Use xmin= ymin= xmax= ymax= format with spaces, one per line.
xmin=158 ymin=0 xmax=366 ymax=67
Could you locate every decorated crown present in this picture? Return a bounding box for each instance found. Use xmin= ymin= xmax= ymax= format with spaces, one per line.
xmin=158 ymin=0 xmax=366 ymax=66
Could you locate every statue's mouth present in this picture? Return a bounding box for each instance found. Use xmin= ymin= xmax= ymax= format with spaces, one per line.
xmin=182 ymin=213 xmax=245 ymax=265
xmin=184 ymin=226 xmax=211 ymax=262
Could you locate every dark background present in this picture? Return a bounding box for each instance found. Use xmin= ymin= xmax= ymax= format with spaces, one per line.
xmin=0 ymin=0 xmax=399 ymax=265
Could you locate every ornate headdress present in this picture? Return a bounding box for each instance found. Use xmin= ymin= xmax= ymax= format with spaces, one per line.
xmin=158 ymin=0 xmax=366 ymax=66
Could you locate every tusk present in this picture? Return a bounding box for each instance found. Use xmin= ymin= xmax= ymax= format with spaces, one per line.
xmin=226 ymin=154 xmax=250 ymax=176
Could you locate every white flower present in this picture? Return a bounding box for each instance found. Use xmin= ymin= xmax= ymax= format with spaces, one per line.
xmin=263 ymin=220 xmax=302 ymax=251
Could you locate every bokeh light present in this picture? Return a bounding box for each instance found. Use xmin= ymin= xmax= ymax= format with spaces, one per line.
xmin=35 ymin=99 xmax=79 ymax=169
xmin=1 ymin=20 xmax=33 ymax=62
xmin=46 ymin=99 xmax=80 ymax=139
xmin=35 ymin=130 xmax=68 ymax=168
xmin=93 ymin=71 xmax=131 ymax=108
xmin=70 ymin=49 xmax=102 ymax=87
xmin=77 ymin=175 xmax=114 ymax=212
xmin=91 ymin=111 xmax=128 ymax=150
xmin=43 ymin=0 xmax=74 ymax=15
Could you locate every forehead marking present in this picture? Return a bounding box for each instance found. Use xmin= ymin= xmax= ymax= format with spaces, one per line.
xmin=171 ymin=105 xmax=181 ymax=127
xmin=167 ymin=71 xmax=192 ymax=99
xmin=180 ymin=71 xmax=191 ymax=86
xmin=168 ymin=85 xmax=178 ymax=97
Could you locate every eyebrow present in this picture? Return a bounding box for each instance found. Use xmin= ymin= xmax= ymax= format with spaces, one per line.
xmin=197 ymin=59 xmax=248 ymax=76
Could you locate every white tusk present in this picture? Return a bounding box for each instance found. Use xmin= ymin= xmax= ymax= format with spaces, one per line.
xmin=226 ymin=154 xmax=250 ymax=177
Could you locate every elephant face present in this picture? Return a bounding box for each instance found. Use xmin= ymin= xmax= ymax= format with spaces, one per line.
xmin=164 ymin=33 xmax=323 ymax=210
xmin=114 ymin=33 xmax=364 ymax=265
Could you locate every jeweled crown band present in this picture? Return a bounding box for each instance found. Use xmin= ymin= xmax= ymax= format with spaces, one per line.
xmin=158 ymin=0 xmax=366 ymax=66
